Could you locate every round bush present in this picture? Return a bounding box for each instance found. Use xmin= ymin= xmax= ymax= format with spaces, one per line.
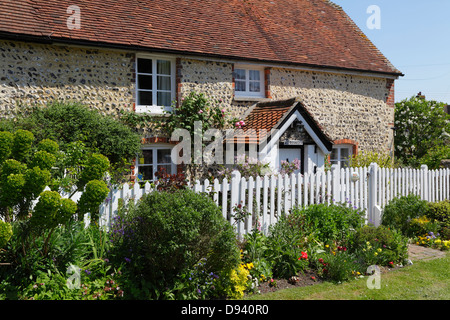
xmin=110 ymin=189 xmax=240 ymax=298
xmin=31 ymin=191 xmax=77 ymax=229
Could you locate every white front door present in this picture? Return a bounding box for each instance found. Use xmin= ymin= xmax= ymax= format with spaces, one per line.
xmin=278 ymin=148 xmax=301 ymax=174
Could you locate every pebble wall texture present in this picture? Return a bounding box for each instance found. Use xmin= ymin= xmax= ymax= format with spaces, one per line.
xmin=0 ymin=40 xmax=135 ymax=117
xmin=0 ymin=41 xmax=395 ymax=153
xmin=269 ymin=67 xmax=395 ymax=153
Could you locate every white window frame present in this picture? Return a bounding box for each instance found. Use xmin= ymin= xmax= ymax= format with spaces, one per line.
xmin=234 ymin=64 xmax=265 ymax=98
xmin=135 ymin=145 xmax=176 ymax=182
xmin=135 ymin=55 xmax=176 ymax=114
xmin=330 ymin=144 xmax=353 ymax=168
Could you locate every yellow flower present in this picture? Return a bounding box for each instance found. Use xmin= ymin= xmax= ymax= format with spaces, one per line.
xmin=374 ymin=252 xmax=378 ymax=256
xmin=325 ymin=244 xmax=329 ymax=248
xmin=377 ymin=248 xmax=382 ymax=253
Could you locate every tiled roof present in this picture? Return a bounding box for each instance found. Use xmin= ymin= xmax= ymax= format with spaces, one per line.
xmin=233 ymin=97 xmax=333 ymax=151
xmin=0 ymin=0 xmax=402 ymax=76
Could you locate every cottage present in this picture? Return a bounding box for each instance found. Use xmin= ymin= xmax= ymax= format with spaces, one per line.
xmin=0 ymin=0 xmax=403 ymax=180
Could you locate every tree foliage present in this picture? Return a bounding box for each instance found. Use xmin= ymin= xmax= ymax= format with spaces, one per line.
xmin=0 ymin=102 xmax=142 ymax=179
xmin=394 ymin=96 xmax=450 ymax=168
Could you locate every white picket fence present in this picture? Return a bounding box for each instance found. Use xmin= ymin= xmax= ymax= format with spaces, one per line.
xmin=96 ymin=163 xmax=450 ymax=238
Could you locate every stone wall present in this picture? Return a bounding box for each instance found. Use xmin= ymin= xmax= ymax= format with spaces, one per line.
xmin=269 ymin=68 xmax=394 ymax=154
xmin=178 ymin=59 xmax=395 ymax=154
xmin=0 ymin=40 xmax=135 ymax=117
xmin=0 ymin=40 xmax=395 ymax=154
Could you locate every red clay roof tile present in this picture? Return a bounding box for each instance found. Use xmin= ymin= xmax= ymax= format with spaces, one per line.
xmin=0 ymin=0 xmax=401 ymax=76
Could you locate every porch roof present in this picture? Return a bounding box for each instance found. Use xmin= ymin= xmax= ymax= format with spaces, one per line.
xmin=231 ymin=97 xmax=334 ymax=152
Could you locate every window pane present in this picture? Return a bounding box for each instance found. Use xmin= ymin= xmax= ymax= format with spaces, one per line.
xmin=341 ymin=160 xmax=349 ymax=168
xmin=340 ymin=148 xmax=349 ymax=160
xmin=139 ymin=166 xmax=153 ymax=181
xmin=140 ymin=150 xmax=153 ymax=164
xmin=235 ymin=80 xmax=246 ymax=92
xmin=234 ymin=69 xmax=246 ymax=80
xmin=139 ymin=91 xmax=153 ymax=105
xmin=157 ymin=76 xmax=171 ymax=91
xmin=249 ymin=70 xmax=260 ymax=81
xmin=157 ymin=60 xmax=171 ymax=75
xmin=157 ymin=164 xmax=172 ymax=175
xmin=138 ymin=58 xmax=152 ymax=74
xmin=157 ymin=149 xmax=172 ymax=164
xmin=331 ymin=148 xmax=338 ymax=161
xmin=157 ymin=91 xmax=172 ymax=107
xmin=138 ymin=75 xmax=152 ymax=90
xmin=249 ymin=81 xmax=261 ymax=92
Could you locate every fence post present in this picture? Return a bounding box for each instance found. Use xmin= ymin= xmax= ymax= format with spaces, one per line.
xmin=230 ymin=170 xmax=241 ymax=229
xmin=368 ymin=162 xmax=379 ymax=226
xmin=421 ymin=165 xmax=429 ymax=201
xmin=331 ymin=164 xmax=341 ymax=204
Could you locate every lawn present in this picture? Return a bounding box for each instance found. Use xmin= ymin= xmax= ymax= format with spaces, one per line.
xmin=245 ymin=251 xmax=450 ymax=300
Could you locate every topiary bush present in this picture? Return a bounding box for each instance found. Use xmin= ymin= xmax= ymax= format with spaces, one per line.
xmin=381 ymin=194 xmax=430 ymax=237
xmin=109 ymin=189 xmax=240 ymax=299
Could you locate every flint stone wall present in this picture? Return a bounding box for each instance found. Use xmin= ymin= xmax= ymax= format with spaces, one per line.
xmin=0 ymin=41 xmax=394 ymax=154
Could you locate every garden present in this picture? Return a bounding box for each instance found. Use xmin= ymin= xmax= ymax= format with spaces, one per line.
xmin=0 ymin=96 xmax=449 ymax=300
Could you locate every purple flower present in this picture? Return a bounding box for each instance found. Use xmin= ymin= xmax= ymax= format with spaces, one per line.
xmin=124 ymin=257 xmax=131 ymax=263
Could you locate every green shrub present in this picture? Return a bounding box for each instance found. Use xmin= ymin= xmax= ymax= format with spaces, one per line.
xmin=0 ymin=220 xmax=12 ymax=249
xmin=349 ymin=150 xmax=395 ymax=168
xmin=427 ymin=200 xmax=450 ymax=239
xmin=265 ymin=218 xmax=308 ymax=279
xmin=0 ymin=131 xmax=13 ymax=163
xmin=31 ymin=191 xmax=77 ymax=230
xmin=109 ymin=189 xmax=240 ymax=299
xmin=313 ymin=249 xmax=361 ymax=283
xmin=408 ymin=216 xmax=441 ymax=238
xmin=11 ymin=129 xmax=34 ymax=163
xmin=290 ymin=203 xmax=366 ymax=245
xmin=381 ymin=194 xmax=429 ymax=237
xmin=77 ymin=180 xmax=110 ymax=223
xmin=0 ymin=102 xmax=142 ymax=183
xmin=348 ymin=225 xmax=409 ymax=267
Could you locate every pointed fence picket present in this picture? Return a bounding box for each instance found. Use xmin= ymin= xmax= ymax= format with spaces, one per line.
xmin=88 ymin=164 xmax=450 ymax=238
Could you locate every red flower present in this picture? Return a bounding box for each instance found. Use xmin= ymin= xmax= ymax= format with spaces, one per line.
xmin=299 ymin=251 xmax=308 ymax=260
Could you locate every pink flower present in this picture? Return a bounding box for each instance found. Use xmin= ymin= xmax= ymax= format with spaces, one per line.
xmin=198 ymin=110 xmax=203 ymax=114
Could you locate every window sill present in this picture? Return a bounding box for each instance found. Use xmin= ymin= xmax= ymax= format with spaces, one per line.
xmin=135 ymin=105 xmax=173 ymax=116
xmin=233 ymin=96 xmax=270 ymax=102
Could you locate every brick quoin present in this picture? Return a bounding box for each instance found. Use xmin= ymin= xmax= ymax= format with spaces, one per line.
xmin=333 ymin=139 xmax=359 ymax=155
xmin=264 ymin=67 xmax=272 ymax=99
xmin=386 ymin=79 xmax=395 ymax=108
xmin=176 ymin=58 xmax=183 ymax=108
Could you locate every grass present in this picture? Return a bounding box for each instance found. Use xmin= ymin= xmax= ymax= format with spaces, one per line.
xmin=245 ymin=251 xmax=450 ymax=300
